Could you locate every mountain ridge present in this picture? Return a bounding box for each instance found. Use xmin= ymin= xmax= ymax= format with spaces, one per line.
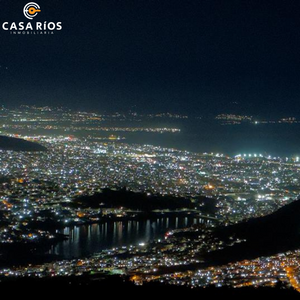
xmin=0 ymin=136 xmax=47 ymax=152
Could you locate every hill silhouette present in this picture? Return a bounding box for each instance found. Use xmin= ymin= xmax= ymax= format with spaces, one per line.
xmin=205 ymin=198 xmax=300 ymax=263
xmin=71 ymin=187 xmax=217 ymax=214
xmin=0 ymin=136 xmax=47 ymax=151
xmin=72 ymin=188 xmax=193 ymax=211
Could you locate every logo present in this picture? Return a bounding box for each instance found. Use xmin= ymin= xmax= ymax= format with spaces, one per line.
xmin=23 ymin=2 xmax=41 ymax=20
xmin=2 ymin=3 xmax=62 ymax=35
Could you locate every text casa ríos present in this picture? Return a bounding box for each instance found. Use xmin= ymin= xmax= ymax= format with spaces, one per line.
xmin=2 ymin=22 xmax=62 ymax=31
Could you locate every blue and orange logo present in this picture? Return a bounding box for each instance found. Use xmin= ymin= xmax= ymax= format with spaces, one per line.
xmin=23 ymin=2 xmax=41 ymax=20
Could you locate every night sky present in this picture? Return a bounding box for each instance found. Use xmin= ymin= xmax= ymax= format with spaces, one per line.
xmin=1 ymin=0 xmax=300 ymax=116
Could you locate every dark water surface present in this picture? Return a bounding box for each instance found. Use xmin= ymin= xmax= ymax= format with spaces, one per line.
xmin=53 ymin=216 xmax=210 ymax=259
xmin=121 ymin=122 xmax=300 ymax=157
xmin=10 ymin=120 xmax=300 ymax=156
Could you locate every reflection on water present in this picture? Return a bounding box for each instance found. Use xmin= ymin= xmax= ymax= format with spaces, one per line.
xmin=52 ymin=216 xmax=210 ymax=259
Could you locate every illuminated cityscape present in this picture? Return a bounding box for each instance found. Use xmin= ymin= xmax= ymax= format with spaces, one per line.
xmin=0 ymin=106 xmax=299 ymax=293
xmin=2 ymin=0 xmax=300 ymax=295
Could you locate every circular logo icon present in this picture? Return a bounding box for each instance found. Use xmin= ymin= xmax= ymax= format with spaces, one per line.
xmin=23 ymin=2 xmax=41 ymax=20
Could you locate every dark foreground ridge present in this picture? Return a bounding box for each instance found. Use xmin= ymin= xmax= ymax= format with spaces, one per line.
xmin=0 ymin=135 xmax=47 ymax=151
xmin=206 ymin=198 xmax=300 ymax=264
xmin=0 ymin=276 xmax=298 ymax=296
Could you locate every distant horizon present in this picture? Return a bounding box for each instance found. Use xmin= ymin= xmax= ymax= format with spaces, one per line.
xmin=1 ymin=103 xmax=300 ymax=119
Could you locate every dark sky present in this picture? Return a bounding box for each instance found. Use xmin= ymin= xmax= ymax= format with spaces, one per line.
xmin=1 ymin=0 xmax=300 ymax=116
